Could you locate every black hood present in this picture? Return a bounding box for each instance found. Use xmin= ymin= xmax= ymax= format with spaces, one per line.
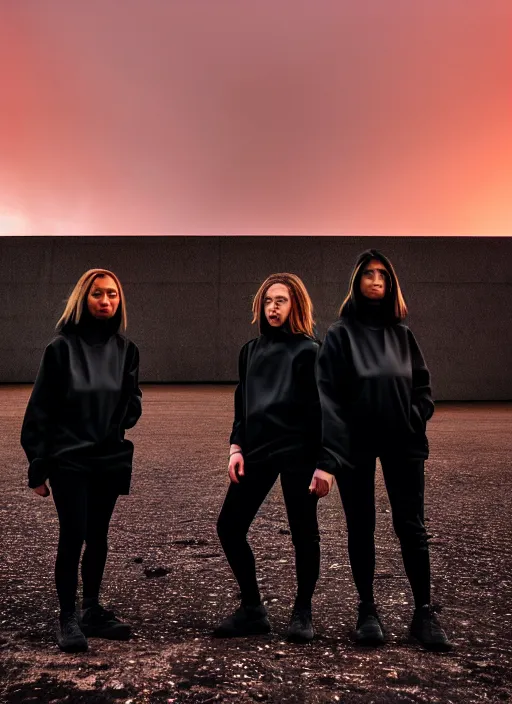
xmin=341 ymin=248 xmax=399 ymax=325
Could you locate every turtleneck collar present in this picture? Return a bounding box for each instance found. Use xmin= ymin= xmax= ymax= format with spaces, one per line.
xmin=73 ymin=308 xmax=119 ymax=345
xmin=261 ymin=317 xmax=294 ymax=340
xmin=356 ymin=298 xmax=388 ymax=328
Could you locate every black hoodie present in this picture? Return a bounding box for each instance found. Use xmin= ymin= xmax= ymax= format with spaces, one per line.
xmin=229 ymin=317 xmax=321 ymax=470
xmin=316 ymin=300 xmax=433 ymax=474
xmin=20 ymin=311 xmax=142 ymax=493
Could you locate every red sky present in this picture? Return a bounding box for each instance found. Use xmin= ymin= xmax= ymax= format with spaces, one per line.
xmin=0 ymin=0 xmax=510 ymax=236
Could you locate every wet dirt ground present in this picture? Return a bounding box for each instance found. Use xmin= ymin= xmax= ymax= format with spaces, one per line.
xmin=0 ymin=386 xmax=511 ymax=703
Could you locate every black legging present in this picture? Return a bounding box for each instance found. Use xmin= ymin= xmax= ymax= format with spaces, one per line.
xmin=337 ymin=456 xmax=430 ymax=608
xmin=217 ymin=464 xmax=320 ymax=610
xmin=49 ymin=472 xmax=119 ymax=614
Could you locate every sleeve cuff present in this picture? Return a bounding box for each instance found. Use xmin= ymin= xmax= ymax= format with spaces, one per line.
xmin=317 ymin=450 xmax=354 ymax=473
xmin=229 ymin=431 xmax=244 ymax=446
xmin=418 ymin=398 xmax=435 ymax=422
xmin=316 ymin=461 xmax=338 ymax=474
xmin=27 ymin=458 xmax=51 ymax=489
xmin=122 ymin=398 xmax=142 ymax=430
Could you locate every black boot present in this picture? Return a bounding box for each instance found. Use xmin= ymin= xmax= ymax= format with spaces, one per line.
xmin=410 ymin=604 xmax=452 ymax=651
xmin=287 ymin=607 xmax=314 ymax=643
xmin=80 ymin=604 xmax=131 ymax=640
xmin=57 ymin=611 xmax=88 ymax=653
xmin=354 ymin=601 xmax=385 ymax=646
xmin=213 ymin=604 xmax=271 ymax=638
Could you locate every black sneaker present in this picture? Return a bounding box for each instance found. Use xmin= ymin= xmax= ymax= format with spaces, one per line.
xmin=57 ymin=612 xmax=88 ymax=653
xmin=80 ymin=604 xmax=131 ymax=640
xmin=410 ymin=605 xmax=452 ymax=651
xmin=213 ymin=604 xmax=271 ymax=638
xmin=287 ymin=607 xmax=314 ymax=643
xmin=354 ymin=602 xmax=385 ymax=646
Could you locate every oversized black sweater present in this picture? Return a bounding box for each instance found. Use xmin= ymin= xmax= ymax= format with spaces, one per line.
xmin=316 ymin=305 xmax=434 ymax=474
xmin=21 ymin=317 xmax=142 ymax=493
xmin=229 ymin=323 xmax=321 ymax=470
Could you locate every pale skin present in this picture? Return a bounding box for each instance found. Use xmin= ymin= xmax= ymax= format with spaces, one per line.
xmin=359 ymin=258 xmax=388 ymax=301
xmin=310 ymin=259 xmax=389 ymax=498
xmin=32 ymin=275 xmax=120 ymax=498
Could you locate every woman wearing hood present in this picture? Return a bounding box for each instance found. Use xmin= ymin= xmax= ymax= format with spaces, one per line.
xmin=21 ymin=269 xmax=142 ymax=653
xmin=215 ymin=273 xmax=323 ymax=642
xmin=310 ymin=250 xmax=451 ymax=651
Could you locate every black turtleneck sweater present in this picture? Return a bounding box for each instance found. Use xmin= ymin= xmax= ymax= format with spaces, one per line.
xmin=21 ymin=313 xmax=142 ymax=493
xmin=316 ymin=301 xmax=434 ymax=474
xmin=229 ymin=321 xmax=321 ymax=470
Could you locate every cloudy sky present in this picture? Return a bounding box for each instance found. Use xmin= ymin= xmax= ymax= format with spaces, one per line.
xmin=0 ymin=0 xmax=510 ymax=235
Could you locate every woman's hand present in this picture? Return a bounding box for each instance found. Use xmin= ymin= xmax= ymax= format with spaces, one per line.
xmin=32 ymin=483 xmax=50 ymax=497
xmin=228 ymin=447 xmax=245 ymax=484
xmin=309 ymin=469 xmax=334 ymax=498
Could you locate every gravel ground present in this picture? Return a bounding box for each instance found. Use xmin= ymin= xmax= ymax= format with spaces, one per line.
xmin=0 ymin=385 xmax=511 ymax=704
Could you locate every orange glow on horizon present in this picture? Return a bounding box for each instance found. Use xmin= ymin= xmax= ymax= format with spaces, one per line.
xmin=0 ymin=1 xmax=510 ymax=237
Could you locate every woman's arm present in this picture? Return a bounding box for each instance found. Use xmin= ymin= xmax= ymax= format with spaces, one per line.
xmin=316 ymin=325 xmax=354 ymax=473
xmin=296 ymin=341 xmax=322 ymax=449
xmin=121 ymin=342 xmax=142 ymax=430
xmin=229 ymin=343 xmax=248 ymax=451
xmin=408 ymin=328 xmax=434 ymax=422
xmin=20 ymin=341 xmax=63 ymax=488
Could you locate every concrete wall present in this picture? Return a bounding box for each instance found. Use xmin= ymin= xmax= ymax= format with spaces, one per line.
xmin=0 ymin=236 xmax=510 ymax=399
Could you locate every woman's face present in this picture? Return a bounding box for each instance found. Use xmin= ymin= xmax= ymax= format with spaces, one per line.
xmin=264 ymin=283 xmax=292 ymax=327
xmin=359 ymin=258 xmax=389 ymax=300
xmin=87 ymin=275 xmax=120 ymax=319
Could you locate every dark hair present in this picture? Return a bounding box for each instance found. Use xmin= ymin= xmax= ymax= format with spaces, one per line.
xmin=338 ymin=249 xmax=408 ymax=322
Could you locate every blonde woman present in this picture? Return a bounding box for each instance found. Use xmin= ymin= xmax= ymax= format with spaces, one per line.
xmin=215 ymin=273 xmax=322 ymax=642
xmin=21 ymin=269 xmax=142 ymax=653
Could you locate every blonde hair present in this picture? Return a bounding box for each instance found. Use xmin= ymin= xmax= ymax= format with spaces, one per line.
xmin=339 ymin=249 xmax=407 ymax=321
xmin=56 ymin=269 xmax=127 ymax=332
xmin=251 ymin=272 xmax=316 ymax=337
